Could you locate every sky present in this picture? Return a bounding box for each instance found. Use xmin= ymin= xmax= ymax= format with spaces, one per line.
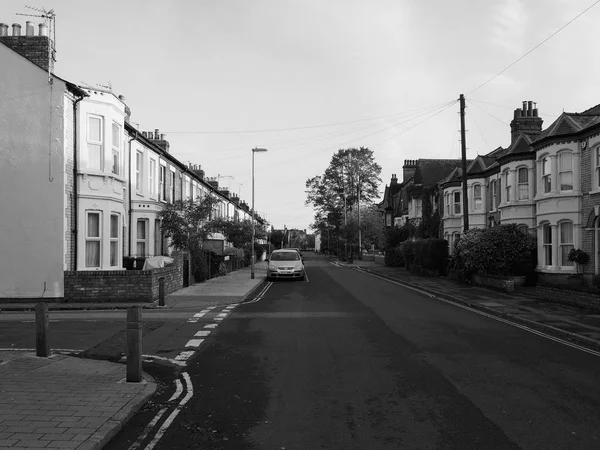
xmin=4 ymin=0 xmax=600 ymax=231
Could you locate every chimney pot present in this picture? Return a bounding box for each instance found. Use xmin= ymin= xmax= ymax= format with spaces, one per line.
xmin=154 ymin=128 xmax=159 ymax=139
xmin=38 ymin=23 xmax=47 ymax=36
xmin=160 ymin=133 xmax=165 ymax=140
xmin=0 ymin=23 xmax=8 ymax=36
xmin=522 ymin=101 xmax=527 ymax=116
xmin=12 ymin=23 xmax=21 ymax=36
xmin=25 ymin=21 xmax=34 ymax=36
xmin=528 ymin=101 xmax=533 ymax=116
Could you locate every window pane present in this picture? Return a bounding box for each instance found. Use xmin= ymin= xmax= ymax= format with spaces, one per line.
xmin=518 ymin=184 xmax=528 ymax=200
xmin=136 ymin=242 xmax=146 ymax=256
xmin=87 ymin=213 xmax=100 ymax=238
xmin=110 ymin=241 xmax=119 ymax=266
xmin=112 ymin=123 xmax=120 ymax=148
xmin=474 ymin=185 xmax=481 ymax=197
xmin=88 ymin=144 xmax=102 ymax=170
xmin=543 ymin=224 xmax=552 ymax=244
xmin=88 ymin=116 xmax=101 ymax=142
xmin=560 ymin=172 xmax=573 ymax=191
xmin=560 ymin=222 xmax=573 ymax=243
xmin=112 ymin=150 xmax=119 ymax=175
xmin=137 ymin=220 xmax=146 ymax=239
xmin=518 ymin=168 xmax=528 ymax=183
xmin=544 ymin=176 xmax=551 ymax=193
xmin=110 ymin=215 xmax=119 ymax=238
xmin=542 ymin=158 xmax=550 ymax=175
xmin=562 ymin=245 xmax=574 ymax=266
xmin=85 ymin=241 xmax=100 ymax=267
xmin=560 ymin=153 xmax=572 ymax=171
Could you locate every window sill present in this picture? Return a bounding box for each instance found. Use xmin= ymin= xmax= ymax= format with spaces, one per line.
xmin=589 ymin=189 xmax=600 ymax=196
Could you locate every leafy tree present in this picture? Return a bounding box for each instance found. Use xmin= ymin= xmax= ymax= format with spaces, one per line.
xmin=306 ymin=147 xmax=382 ymax=232
xmin=208 ymin=218 xmax=253 ymax=249
xmin=158 ymin=196 xmax=219 ymax=252
xmin=270 ymin=229 xmax=286 ymax=248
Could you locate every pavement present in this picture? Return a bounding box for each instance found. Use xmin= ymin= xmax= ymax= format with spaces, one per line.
xmin=0 ymin=262 xmax=268 ymax=450
xmin=2 ymin=256 xmax=600 ymax=448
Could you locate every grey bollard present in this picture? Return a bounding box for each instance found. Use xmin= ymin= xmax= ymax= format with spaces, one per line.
xmin=35 ymin=303 xmax=50 ymax=357
xmin=126 ymin=306 xmax=142 ymax=382
xmin=158 ymin=277 xmax=165 ymax=307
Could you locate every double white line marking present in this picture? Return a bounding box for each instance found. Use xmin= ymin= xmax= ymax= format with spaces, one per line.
xmin=128 ymin=372 xmax=194 ymax=450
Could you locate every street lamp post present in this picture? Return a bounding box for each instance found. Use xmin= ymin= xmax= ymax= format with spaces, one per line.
xmin=251 ymin=147 xmax=268 ymax=279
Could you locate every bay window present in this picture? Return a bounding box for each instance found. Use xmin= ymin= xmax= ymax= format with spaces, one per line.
xmin=542 ymin=157 xmax=551 ymax=193
xmin=135 ymin=151 xmax=143 ymax=192
xmin=453 ymin=192 xmax=461 ymax=215
xmin=87 ymin=115 xmax=103 ymax=171
xmin=473 ymin=184 xmax=482 ymax=210
xmin=559 ymin=153 xmax=573 ymax=191
xmin=159 ymin=165 xmax=166 ymax=201
xmin=110 ymin=214 xmax=120 ymax=267
xmin=504 ymin=171 xmax=510 ymax=202
xmin=136 ymin=219 xmax=148 ymax=256
xmin=111 ymin=122 xmax=121 ymax=175
xmin=518 ymin=168 xmax=529 ymax=200
xmin=559 ymin=221 xmax=574 ymax=266
xmin=149 ymin=158 xmax=156 ymax=196
xmin=85 ymin=212 xmax=101 ymax=268
xmin=543 ymin=223 xmax=552 ymax=266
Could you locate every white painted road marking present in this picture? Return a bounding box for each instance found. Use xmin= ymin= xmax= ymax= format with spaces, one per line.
xmin=174 ymin=351 xmax=195 ymax=361
xmin=194 ymin=330 xmax=211 ymax=337
xmin=144 ymin=372 xmax=194 ymax=450
xmin=204 ymin=323 xmax=218 ymax=329
xmin=185 ymin=339 xmax=204 ymax=348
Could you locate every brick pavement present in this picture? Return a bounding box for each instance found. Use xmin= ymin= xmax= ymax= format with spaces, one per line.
xmin=0 ymin=353 xmax=155 ymax=450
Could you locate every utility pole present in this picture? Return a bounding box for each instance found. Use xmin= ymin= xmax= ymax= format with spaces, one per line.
xmin=342 ymin=165 xmax=347 ymax=261
xmin=459 ymin=94 xmax=469 ymax=232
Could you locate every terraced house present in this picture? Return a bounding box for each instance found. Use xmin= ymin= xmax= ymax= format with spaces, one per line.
xmin=0 ymin=21 xmax=265 ymax=301
xmin=439 ymin=100 xmax=600 ymax=283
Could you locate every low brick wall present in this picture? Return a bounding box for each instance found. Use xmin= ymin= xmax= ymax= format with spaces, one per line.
xmin=472 ymin=274 xmax=515 ymax=292
xmin=64 ymin=252 xmax=184 ymax=303
xmin=535 ymin=285 xmax=600 ymax=312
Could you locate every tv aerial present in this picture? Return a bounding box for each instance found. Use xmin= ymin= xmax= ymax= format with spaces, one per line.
xmin=16 ymin=5 xmax=56 ymax=81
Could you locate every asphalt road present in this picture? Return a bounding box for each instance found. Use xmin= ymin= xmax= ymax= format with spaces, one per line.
xmin=108 ymin=254 xmax=599 ymax=449
xmin=2 ymin=254 xmax=599 ymax=449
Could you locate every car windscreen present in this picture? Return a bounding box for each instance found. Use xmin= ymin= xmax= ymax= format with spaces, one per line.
xmin=270 ymin=252 xmax=300 ymax=261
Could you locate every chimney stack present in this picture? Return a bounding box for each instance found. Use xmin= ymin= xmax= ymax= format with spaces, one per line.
xmin=0 ymin=22 xmax=55 ymax=72
xmin=510 ymin=100 xmax=543 ymax=143
xmin=402 ymin=160 xmax=417 ymax=182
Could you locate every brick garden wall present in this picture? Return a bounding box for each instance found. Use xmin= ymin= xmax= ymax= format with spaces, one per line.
xmin=535 ymin=285 xmax=600 ymax=312
xmin=64 ymin=252 xmax=185 ymax=303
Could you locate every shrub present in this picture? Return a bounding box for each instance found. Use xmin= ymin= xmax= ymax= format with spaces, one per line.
xmin=568 ymin=248 xmax=589 ymax=265
xmin=385 ymin=246 xmax=405 ymax=267
xmin=451 ymin=224 xmax=536 ymax=276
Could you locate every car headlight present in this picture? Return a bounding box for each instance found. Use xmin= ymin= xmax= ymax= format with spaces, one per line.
xmin=294 ymin=264 xmax=304 ymax=272
xmin=268 ymin=264 xmax=278 ymax=271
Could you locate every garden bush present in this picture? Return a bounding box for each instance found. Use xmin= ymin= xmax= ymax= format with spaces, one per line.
xmin=385 ymin=246 xmax=405 ymax=267
xmin=451 ymin=224 xmax=536 ymax=276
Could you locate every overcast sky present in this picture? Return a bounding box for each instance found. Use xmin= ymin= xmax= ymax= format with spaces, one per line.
xmin=4 ymin=0 xmax=600 ymax=231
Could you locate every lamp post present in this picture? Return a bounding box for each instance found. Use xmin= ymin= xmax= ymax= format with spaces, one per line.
xmin=251 ymin=147 xmax=268 ymax=279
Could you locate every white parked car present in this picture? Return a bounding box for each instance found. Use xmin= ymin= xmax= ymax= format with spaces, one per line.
xmin=266 ymin=249 xmax=305 ymax=281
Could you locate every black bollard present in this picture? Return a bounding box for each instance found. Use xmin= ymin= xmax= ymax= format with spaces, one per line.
xmin=126 ymin=307 xmax=142 ymax=382
xmin=159 ymin=277 xmax=165 ymax=307
xmin=35 ymin=303 xmax=50 ymax=357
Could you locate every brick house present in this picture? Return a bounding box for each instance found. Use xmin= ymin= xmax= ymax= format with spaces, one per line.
xmin=0 ymin=21 xmax=266 ymax=300
xmin=439 ymin=100 xmax=600 ymax=283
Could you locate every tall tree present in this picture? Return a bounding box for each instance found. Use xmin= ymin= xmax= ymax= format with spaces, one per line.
xmin=306 ymin=147 xmax=382 ymax=232
xmin=158 ymin=196 xmax=219 ymax=252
